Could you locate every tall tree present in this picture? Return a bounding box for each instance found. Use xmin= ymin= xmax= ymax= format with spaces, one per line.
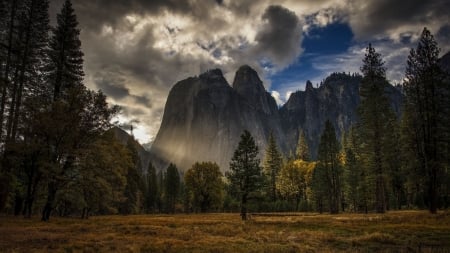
xmin=263 ymin=132 xmax=282 ymax=201
xmin=403 ymin=27 xmax=449 ymax=213
xmin=164 ymin=163 xmax=180 ymax=213
xmin=46 ymin=0 xmax=83 ymax=101
xmin=145 ymin=162 xmax=158 ymax=213
xmin=358 ymin=44 xmax=393 ymax=213
xmin=40 ymin=0 xmax=116 ymax=221
xmin=184 ymin=162 xmax=223 ymax=212
xmin=119 ymin=138 xmax=144 ymax=214
xmin=226 ymin=130 xmax=262 ymax=220
xmin=314 ymin=120 xmax=342 ymax=214
xmin=296 ymin=129 xmax=310 ymax=161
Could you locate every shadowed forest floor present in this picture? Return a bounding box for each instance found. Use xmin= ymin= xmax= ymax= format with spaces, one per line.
xmin=0 ymin=211 xmax=449 ymax=252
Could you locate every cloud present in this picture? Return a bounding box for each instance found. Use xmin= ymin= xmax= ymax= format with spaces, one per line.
xmin=346 ymin=0 xmax=450 ymax=41
xmin=253 ymin=5 xmax=303 ymax=68
xmin=47 ymin=0 xmax=450 ymax=143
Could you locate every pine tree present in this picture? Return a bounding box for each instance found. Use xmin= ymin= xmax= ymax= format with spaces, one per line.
xmin=164 ymin=163 xmax=180 ymax=213
xmin=358 ymin=44 xmax=393 ymax=213
xmin=145 ymin=162 xmax=158 ymax=213
xmin=226 ymin=130 xmax=262 ymax=220
xmin=343 ymin=126 xmax=360 ymax=212
xmin=46 ymin=0 xmax=83 ymax=101
xmin=296 ymin=129 xmax=310 ymax=161
xmin=40 ymin=0 xmax=116 ymax=221
xmin=403 ymin=27 xmax=449 ymax=213
xmin=263 ymin=132 xmax=282 ymax=201
xmin=314 ymin=120 xmax=342 ymax=214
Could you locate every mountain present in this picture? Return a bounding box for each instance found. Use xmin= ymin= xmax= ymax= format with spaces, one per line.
xmin=110 ymin=126 xmax=151 ymax=174
xmin=150 ymin=66 xmax=285 ymax=172
xmin=150 ymin=67 xmax=404 ymax=172
xmin=279 ymin=73 xmax=403 ymax=158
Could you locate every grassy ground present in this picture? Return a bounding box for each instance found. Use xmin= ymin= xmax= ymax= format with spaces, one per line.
xmin=0 ymin=211 xmax=449 ymax=252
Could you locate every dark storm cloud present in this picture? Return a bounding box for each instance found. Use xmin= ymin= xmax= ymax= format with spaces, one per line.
xmin=50 ymin=0 xmax=219 ymax=31
xmin=94 ymin=74 xmax=129 ymax=100
xmin=133 ymin=95 xmax=152 ymax=108
xmin=254 ymin=5 xmax=303 ymax=67
xmin=348 ymin=0 xmax=450 ymax=39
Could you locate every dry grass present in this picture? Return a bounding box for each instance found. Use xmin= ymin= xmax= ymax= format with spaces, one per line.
xmin=0 ymin=211 xmax=449 ymax=252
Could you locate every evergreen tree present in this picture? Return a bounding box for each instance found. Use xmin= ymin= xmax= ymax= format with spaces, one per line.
xmin=119 ymin=138 xmax=144 ymax=215
xmin=263 ymin=132 xmax=282 ymax=201
xmin=46 ymin=0 xmax=83 ymax=101
xmin=164 ymin=163 xmax=180 ymax=213
xmin=315 ymin=120 xmax=342 ymax=214
xmin=296 ymin=129 xmax=310 ymax=161
xmin=403 ymin=27 xmax=449 ymax=213
xmin=358 ymin=44 xmax=393 ymax=213
xmin=226 ymin=130 xmax=262 ymax=220
xmin=145 ymin=162 xmax=158 ymax=213
xmin=40 ymin=0 xmax=116 ymax=221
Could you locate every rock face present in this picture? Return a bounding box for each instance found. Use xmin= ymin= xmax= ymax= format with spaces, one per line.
xmin=150 ymin=66 xmax=285 ymax=172
xmin=279 ymin=73 xmax=402 ymax=158
xmin=150 ymin=67 xmax=403 ymax=172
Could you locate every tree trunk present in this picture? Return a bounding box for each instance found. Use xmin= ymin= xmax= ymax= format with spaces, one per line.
xmin=240 ymin=194 xmax=247 ymax=220
xmin=41 ymin=182 xmax=57 ymax=221
xmin=429 ymin=165 xmax=438 ymax=214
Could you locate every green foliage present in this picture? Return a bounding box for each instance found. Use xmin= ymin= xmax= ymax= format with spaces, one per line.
xmin=145 ymin=163 xmax=158 ymax=213
xmin=263 ymin=132 xmax=283 ymax=201
xmin=358 ymin=44 xmax=393 ymax=213
xmin=296 ymin=129 xmax=310 ymax=161
xmin=402 ymin=27 xmax=450 ymax=213
xmin=226 ymin=130 xmax=262 ymax=220
xmin=184 ymin=162 xmax=224 ymax=212
xmin=313 ymin=120 xmax=342 ymax=214
xmin=164 ymin=163 xmax=180 ymax=213
xmin=119 ymin=138 xmax=145 ymax=215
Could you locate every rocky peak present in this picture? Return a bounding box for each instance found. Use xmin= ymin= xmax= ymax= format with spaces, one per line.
xmin=232 ymin=65 xmax=266 ymax=96
xmin=199 ymin=68 xmax=226 ymax=83
xmin=305 ymin=80 xmax=314 ymax=92
xmin=232 ymin=65 xmax=278 ymax=115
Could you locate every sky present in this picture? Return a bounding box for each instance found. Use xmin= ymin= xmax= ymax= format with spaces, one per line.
xmin=49 ymin=0 xmax=450 ymax=145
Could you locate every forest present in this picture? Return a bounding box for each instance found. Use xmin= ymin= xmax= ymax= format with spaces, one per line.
xmin=0 ymin=0 xmax=449 ymax=224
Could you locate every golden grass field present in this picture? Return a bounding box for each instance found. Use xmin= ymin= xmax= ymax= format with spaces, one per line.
xmin=0 ymin=211 xmax=449 ymax=252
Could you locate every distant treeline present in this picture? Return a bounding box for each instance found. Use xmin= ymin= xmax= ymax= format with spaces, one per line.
xmin=0 ymin=0 xmax=449 ymax=221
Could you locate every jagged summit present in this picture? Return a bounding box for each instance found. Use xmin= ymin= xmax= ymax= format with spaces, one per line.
xmin=233 ymin=65 xmax=266 ymax=94
xmin=305 ymin=80 xmax=314 ymax=91
xmin=150 ymin=65 xmax=285 ymax=172
xmin=199 ymin=68 xmax=225 ymax=81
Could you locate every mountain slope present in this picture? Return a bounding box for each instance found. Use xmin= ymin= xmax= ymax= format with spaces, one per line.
xmin=150 ymin=67 xmax=285 ymax=172
xmin=279 ymin=73 xmax=403 ymax=158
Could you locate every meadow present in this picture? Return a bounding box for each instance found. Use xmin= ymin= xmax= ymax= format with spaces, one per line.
xmin=0 ymin=211 xmax=449 ymax=253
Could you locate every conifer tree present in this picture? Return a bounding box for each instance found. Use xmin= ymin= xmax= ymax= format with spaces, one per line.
xmin=314 ymin=120 xmax=342 ymax=214
xmin=40 ymin=0 xmax=116 ymax=221
xmin=46 ymin=0 xmax=83 ymax=101
xmin=145 ymin=162 xmax=158 ymax=213
xmin=403 ymin=27 xmax=449 ymax=213
xmin=263 ymin=132 xmax=282 ymax=201
xmin=226 ymin=130 xmax=262 ymax=220
xmin=164 ymin=163 xmax=180 ymax=213
xmin=358 ymin=44 xmax=393 ymax=213
xmin=296 ymin=129 xmax=310 ymax=161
